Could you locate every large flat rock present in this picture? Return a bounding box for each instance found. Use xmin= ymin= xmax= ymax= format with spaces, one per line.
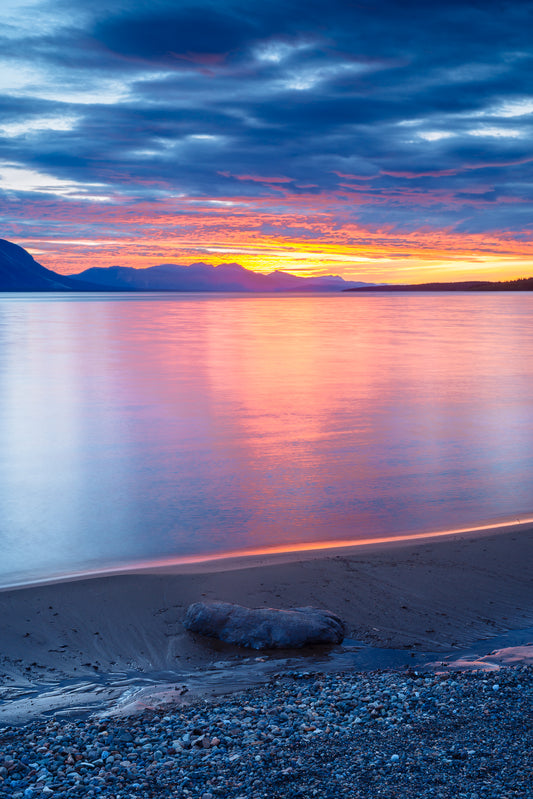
xmin=183 ymin=601 xmax=345 ymax=649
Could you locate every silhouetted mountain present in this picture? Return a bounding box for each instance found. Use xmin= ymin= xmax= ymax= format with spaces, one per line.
xmin=71 ymin=261 xmax=372 ymax=292
xmin=0 ymin=239 xmax=113 ymax=292
xmin=345 ymin=278 xmax=533 ymax=292
xmin=5 ymin=239 xmax=532 ymax=294
xmin=0 ymin=239 xmax=374 ymax=292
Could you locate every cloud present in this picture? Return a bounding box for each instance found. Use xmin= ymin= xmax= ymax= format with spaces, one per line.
xmin=218 ymin=172 xmax=293 ymax=184
xmin=0 ymin=162 xmax=112 ymax=201
xmin=0 ymin=0 xmax=532 ymax=281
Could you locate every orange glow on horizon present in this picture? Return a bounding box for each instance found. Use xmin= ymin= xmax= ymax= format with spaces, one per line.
xmin=12 ymin=190 xmax=533 ymax=283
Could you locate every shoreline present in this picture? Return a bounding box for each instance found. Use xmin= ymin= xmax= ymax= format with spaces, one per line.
xmin=1 ymin=524 xmax=532 ymax=660
xmin=0 ymin=523 xmax=532 ymax=724
xmin=0 ymin=522 xmax=533 ymax=726
xmin=2 ymin=514 xmax=533 ymax=591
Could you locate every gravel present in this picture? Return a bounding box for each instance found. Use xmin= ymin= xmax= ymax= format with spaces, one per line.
xmin=1 ymin=665 xmax=531 ymax=798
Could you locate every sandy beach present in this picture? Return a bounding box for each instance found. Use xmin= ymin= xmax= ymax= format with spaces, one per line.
xmin=1 ymin=524 xmax=532 ymax=689
xmin=1 ymin=524 xmax=532 ymax=798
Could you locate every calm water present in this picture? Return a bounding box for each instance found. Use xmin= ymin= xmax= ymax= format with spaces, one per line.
xmin=1 ymin=292 xmax=533 ymax=586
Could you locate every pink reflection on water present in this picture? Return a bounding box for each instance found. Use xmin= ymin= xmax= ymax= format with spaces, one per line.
xmin=2 ymin=292 xmax=533 ymax=583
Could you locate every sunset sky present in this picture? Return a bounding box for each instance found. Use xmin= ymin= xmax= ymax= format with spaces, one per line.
xmin=1 ymin=0 xmax=533 ymax=283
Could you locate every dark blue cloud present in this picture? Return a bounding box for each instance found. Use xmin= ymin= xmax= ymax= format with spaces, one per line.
xmin=93 ymin=4 xmax=259 ymax=64
xmin=0 ymin=0 xmax=532 ymax=244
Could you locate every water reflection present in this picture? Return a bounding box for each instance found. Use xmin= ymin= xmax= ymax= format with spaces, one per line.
xmin=1 ymin=292 xmax=533 ymax=584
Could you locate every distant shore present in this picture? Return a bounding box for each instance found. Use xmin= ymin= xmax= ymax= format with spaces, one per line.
xmin=345 ymin=277 xmax=533 ymax=292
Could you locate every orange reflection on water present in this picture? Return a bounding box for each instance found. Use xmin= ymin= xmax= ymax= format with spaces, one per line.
xmin=109 ymin=293 xmax=533 ymax=550
xmin=3 ymin=292 xmax=533 ymax=585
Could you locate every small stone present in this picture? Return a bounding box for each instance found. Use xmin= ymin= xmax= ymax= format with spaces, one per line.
xmin=390 ymin=754 xmax=400 ymax=762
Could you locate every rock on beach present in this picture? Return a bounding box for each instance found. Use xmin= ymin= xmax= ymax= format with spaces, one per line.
xmin=183 ymin=601 xmax=345 ymax=649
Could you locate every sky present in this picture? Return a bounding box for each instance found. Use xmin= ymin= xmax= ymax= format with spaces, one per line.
xmin=1 ymin=0 xmax=533 ymax=283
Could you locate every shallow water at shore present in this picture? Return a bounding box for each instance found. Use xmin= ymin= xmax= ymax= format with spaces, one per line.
xmin=1 ymin=626 xmax=532 ymax=726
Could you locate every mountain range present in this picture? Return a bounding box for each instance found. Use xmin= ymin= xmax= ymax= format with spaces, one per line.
xmin=0 ymin=239 xmax=372 ymax=292
xmin=4 ymin=239 xmax=531 ymax=293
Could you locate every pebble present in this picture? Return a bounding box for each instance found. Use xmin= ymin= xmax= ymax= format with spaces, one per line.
xmin=0 ymin=666 xmax=531 ymax=798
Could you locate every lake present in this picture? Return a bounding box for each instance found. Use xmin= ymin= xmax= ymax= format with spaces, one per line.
xmin=1 ymin=291 xmax=532 ymax=587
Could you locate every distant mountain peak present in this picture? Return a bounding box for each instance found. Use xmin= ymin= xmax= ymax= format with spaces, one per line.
xmin=71 ymin=259 xmax=374 ymax=292
xmin=0 ymin=239 xmax=119 ymax=292
xmin=0 ymin=239 xmax=80 ymax=291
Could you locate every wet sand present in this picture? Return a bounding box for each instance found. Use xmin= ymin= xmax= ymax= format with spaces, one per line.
xmin=1 ymin=524 xmax=532 ymax=689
